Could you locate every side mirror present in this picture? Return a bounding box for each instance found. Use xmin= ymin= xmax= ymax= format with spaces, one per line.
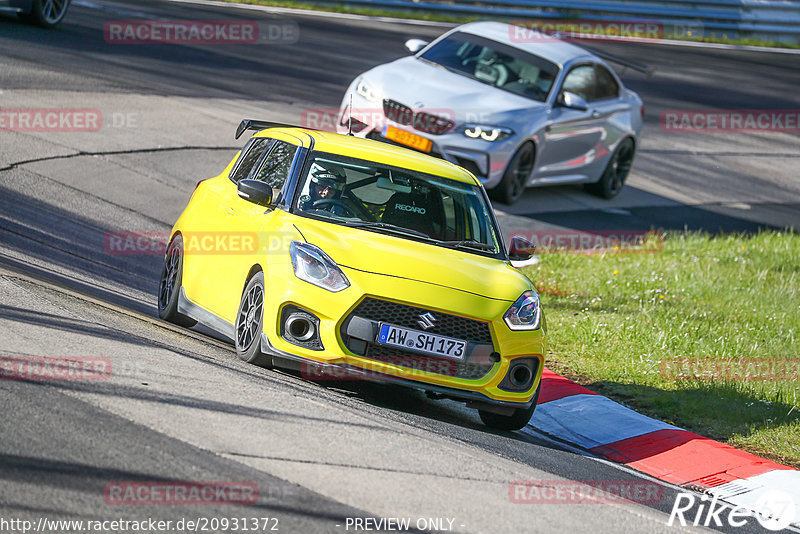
xmin=405 ymin=39 xmax=429 ymax=54
xmin=509 ymin=236 xmax=536 ymax=261
xmin=558 ymin=91 xmax=589 ymax=111
xmin=237 ymin=179 xmax=274 ymax=207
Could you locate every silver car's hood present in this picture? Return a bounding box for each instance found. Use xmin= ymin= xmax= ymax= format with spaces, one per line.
xmin=362 ymin=56 xmax=545 ymax=123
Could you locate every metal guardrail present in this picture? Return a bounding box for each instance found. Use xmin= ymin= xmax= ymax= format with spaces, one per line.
xmin=325 ymin=0 xmax=800 ymax=42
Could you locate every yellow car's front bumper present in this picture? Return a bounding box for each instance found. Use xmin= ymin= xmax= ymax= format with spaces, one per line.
xmin=259 ymin=263 xmax=545 ymax=409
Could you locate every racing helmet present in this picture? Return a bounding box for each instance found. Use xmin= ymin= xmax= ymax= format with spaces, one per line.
xmin=311 ymin=166 xmax=346 ymax=193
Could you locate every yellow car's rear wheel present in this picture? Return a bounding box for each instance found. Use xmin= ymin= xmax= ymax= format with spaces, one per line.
xmin=157 ymin=235 xmax=197 ymax=328
xmin=235 ymin=271 xmax=273 ymax=368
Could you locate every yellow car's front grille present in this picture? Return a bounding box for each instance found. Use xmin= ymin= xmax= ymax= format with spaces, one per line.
xmin=340 ymin=297 xmax=496 ymax=380
xmin=350 ymin=297 xmax=492 ymax=344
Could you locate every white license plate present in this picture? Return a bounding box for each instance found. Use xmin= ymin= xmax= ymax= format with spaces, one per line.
xmin=377 ymin=323 xmax=466 ymax=360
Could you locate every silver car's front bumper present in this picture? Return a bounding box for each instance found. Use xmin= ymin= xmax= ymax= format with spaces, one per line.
xmin=337 ymin=91 xmax=516 ymax=190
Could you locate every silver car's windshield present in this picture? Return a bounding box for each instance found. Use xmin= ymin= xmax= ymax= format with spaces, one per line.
xmin=420 ymin=32 xmax=559 ymax=103
xmin=295 ymin=152 xmax=503 ymax=257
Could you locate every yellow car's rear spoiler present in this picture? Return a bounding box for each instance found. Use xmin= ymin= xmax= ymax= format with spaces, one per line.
xmin=235 ymin=119 xmax=302 ymax=140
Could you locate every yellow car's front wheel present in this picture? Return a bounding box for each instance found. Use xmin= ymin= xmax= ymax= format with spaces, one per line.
xmin=478 ymin=383 xmax=540 ymax=431
xmin=235 ymin=271 xmax=272 ymax=368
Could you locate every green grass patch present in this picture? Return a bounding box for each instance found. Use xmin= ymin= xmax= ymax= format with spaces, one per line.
xmin=217 ymin=0 xmax=800 ymax=49
xmin=523 ymin=231 xmax=800 ymax=467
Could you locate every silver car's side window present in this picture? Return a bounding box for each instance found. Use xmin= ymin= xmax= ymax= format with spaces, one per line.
xmin=561 ymin=65 xmax=596 ymax=103
xmin=594 ymin=65 xmax=620 ymax=101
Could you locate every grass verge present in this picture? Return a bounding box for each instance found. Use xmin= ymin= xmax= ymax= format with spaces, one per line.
xmin=216 ymin=0 xmax=800 ymax=50
xmin=522 ymin=230 xmax=800 ymax=467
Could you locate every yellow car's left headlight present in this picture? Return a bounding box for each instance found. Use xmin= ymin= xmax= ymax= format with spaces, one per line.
xmin=289 ymin=241 xmax=350 ymax=292
xmin=504 ymin=290 xmax=542 ymax=330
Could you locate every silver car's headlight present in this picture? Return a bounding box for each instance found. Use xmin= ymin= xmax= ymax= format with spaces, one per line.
xmin=356 ymin=79 xmax=380 ymax=102
xmin=463 ymin=125 xmax=513 ymax=142
xmin=504 ymin=290 xmax=541 ymax=330
xmin=289 ymin=241 xmax=350 ymax=292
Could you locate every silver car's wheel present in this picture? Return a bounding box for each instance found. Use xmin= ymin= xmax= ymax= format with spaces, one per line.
xmin=586 ymin=138 xmax=635 ymax=199
xmin=492 ymin=142 xmax=534 ymax=206
xmin=22 ymin=0 xmax=70 ymax=27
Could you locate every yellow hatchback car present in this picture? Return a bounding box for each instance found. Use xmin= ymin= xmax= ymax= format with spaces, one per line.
xmin=158 ymin=120 xmax=545 ymax=430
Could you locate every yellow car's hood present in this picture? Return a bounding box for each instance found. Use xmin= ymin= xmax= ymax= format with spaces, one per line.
xmin=295 ymin=218 xmax=531 ymax=302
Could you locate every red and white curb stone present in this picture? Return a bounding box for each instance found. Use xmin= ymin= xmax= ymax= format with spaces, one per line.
xmin=527 ymin=369 xmax=799 ymax=528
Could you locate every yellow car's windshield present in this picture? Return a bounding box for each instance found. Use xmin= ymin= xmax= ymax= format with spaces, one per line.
xmin=294 ymin=152 xmax=502 ymax=256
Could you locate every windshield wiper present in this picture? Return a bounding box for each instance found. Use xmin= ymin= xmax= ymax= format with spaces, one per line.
xmin=344 ymin=221 xmax=433 ymax=240
xmin=437 ymin=240 xmax=496 ymax=252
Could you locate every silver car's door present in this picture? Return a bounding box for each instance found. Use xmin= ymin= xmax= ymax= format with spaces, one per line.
xmin=535 ymin=63 xmax=609 ymax=182
xmin=586 ymin=64 xmax=632 ymax=167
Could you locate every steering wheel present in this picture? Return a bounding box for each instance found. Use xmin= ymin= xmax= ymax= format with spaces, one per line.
xmin=461 ymin=56 xmax=479 ymax=68
xmin=312 ymin=199 xmax=356 ymax=218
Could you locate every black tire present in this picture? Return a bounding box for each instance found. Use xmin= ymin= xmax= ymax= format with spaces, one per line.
xmin=585 ymin=138 xmax=635 ymax=199
xmin=157 ymin=235 xmax=197 ymax=328
xmin=490 ymin=142 xmax=535 ymax=206
xmin=235 ymin=272 xmax=273 ymax=368
xmin=20 ymin=0 xmax=70 ymax=28
xmin=479 ymin=384 xmax=540 ymax=431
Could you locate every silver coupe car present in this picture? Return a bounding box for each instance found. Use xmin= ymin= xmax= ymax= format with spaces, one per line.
xmin=338 ymin=21 xmax=644 ymax=205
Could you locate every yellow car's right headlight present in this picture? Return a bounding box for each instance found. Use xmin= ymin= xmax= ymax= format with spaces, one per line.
xmin=289 ymin=241 xmax=350 ymax=292
xmin=504 ymin=290 xmax=541 ymax=330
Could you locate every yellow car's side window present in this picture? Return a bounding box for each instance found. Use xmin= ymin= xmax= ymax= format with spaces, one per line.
xmin=252 ymin=140 xmax=298 ymax=192
xmin=230 ymin=138 xmax=274 ymax=183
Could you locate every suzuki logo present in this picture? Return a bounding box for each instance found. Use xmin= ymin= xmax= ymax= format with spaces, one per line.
xmin=418 ymin=312 xmax=436 ymax=330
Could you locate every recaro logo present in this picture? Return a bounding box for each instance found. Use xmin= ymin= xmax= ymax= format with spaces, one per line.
xmin=395 ymin=204 xmax=426 ymax=215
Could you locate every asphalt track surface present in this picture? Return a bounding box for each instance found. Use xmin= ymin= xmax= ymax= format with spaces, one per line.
xmin=0 ymin=1 xmax=798 ymax=533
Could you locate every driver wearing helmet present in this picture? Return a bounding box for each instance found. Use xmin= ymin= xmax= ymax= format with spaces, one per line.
xmin=299 ymin=166 xmax=348 ymax=214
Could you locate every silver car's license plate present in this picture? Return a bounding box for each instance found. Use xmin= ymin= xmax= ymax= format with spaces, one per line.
xmin=377 ymin=323 xmax=466 ymax=360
